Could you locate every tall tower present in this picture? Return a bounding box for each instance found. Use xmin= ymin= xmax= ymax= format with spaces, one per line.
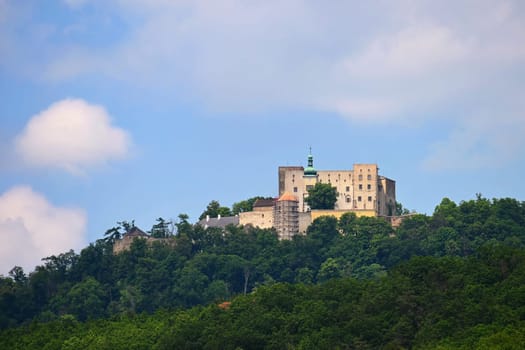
xmin=302 ymin=148 xmax=317 ymax=211
xmin=274 ymin=192 xmax=299 ymax=239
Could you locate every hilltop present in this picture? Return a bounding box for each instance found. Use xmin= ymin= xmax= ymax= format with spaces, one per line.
xmin=1 ymin=195 xmax=524 ymax=348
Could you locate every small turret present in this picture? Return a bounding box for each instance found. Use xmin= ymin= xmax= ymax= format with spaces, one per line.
xmin=304 ymin=148 xmax=317 ymax=177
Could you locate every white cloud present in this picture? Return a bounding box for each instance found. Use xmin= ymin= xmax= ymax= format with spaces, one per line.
xmin=0 ymin=186 xmax=87 ymax=275
xmin=4 ymin=0 xmax=525 ymax=170
xmin=15 ymin=99 xmax=132 ymax=175
xmin=341 ymin=24 xmax=470 ymax=80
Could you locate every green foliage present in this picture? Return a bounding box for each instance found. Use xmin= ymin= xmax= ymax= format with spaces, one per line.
xmin=199 ymin=200 xmax=232 ymax=220
xmin=2 ymin=247 xmax=524 ymax=349
xmin=1 ymin=195 xmax=525 ymax=348
xmin=305 ymin=182 xmax=338 ymax=209
xmin=62 ymin=277 xmax=106 ymax=321
xmin=396 ymin=201 xmax=410 ymax=215
xmin=148 ymin=217 xmax=173 ymax=238
xmin=103 ymin=220 xmax=135 ymax=243
xmin=231 ymin=196 xmax=272 ymax=215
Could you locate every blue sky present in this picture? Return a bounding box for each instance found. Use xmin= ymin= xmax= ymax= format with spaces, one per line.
xmin=1 ymin=0 xmax=524 ymax=274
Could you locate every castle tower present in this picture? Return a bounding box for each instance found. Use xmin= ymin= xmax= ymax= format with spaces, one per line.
xmin=302 ymin=149 xmax=317 ymax=211
xmin=303 ymin=148 xmax=317 ymax=177
xmin=274 ymin=192 xmax=299 ymax=240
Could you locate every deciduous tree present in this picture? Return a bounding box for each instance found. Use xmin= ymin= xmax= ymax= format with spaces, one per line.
xmin=305 ymin=183 xmax=337 ymax=210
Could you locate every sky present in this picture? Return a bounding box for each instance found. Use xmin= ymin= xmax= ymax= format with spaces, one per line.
xmin=1 ymin=0 xmax=524 ymax=274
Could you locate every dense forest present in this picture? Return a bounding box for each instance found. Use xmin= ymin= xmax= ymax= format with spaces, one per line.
xmin=1 ymin=196 xmax=525 ymax=349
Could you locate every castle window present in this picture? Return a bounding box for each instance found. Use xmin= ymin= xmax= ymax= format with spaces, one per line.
xmin=359 ymin=184 xmax=363 ymax=190
xmin=293 ymin=187 xmax=297 ymax=193
xmin=368 ymin=196 xmax=372 ymax=202
xmin=346 ymin=197 xmax=351 ymax=203
xmin=358 ymin=196 xmax=362 ymax=202
xmin=358 ymin=174 xmax=363 ymax=180
xmin=367 ymin=184 xmax=371 ymax=190
xmin=306 ymin=185 xmax=313 ymax=191
xmin=367 ymin=174 xmax=372 ymax=180
xmin=346 ymin=186 xmax=350 ymax=192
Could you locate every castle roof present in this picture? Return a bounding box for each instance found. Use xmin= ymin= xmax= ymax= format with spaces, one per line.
xmin=198 ymin=215 xmax=240 ymax=229
xmin=253 ymin=199 xmax=275 ymax=208
xmin=304 ymin=150 xmax=317 ymax=177
xmin=125 ymin=227 xmax=148 ymax=237
xmin=278 ymin=192 xmax=298 ymax=202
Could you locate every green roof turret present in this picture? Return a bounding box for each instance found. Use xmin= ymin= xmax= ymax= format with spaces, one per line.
xmin=304 ymin=148 xmax=317 ymax=177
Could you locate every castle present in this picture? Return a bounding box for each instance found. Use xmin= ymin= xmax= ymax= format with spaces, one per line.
xmin=115 ymin=152 xmax=397 ymax=252
xmin=236 ymin=152 xmax=396 ymax=239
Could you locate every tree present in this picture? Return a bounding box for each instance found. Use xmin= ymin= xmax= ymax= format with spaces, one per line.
xmin=103 ymin=226 xmax=123 ymax=244
xmin=103 ymin=220 xmax=135 ymax=243
xmin=8 ymin=267 xmax=27 ymax=285
xmin=396 ymin=201 xmax=410 ymax=216
xmin=149 ymin=217 xmax=173 ymax=238
xmin=305 ymin=183 xmax=337 ymax=210
xmin=63 ymin=277 xmax=106 ymax=321
xmin=199 ymin=200 xmax=232 ymax=220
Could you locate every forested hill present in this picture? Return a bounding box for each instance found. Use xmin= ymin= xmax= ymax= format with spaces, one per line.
xmin=1 ymin=196 xmax=525 ymax=349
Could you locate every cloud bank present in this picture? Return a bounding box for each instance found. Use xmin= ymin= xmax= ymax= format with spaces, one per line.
xmin=15 ymin=99 xmax=132 ymax=175
xmin=0 ymin=186 xmax=87 ymax=275
xmin=4 ymin=0 xmax=525 ymax=170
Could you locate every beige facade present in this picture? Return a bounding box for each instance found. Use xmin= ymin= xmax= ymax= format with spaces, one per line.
xmin=239 ymin=205 xmax=274 ymax=229
xmin=310 ymin=209 xmax=377 ymax=221
xmin=279 ymin=157 xmax=396 ymax=216
xmin=237 ymin=153 xmax=397 ymax=240
xmin=298 ymin=212 xmax=312 ymax=234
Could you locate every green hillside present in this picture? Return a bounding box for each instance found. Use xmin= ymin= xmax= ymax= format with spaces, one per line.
xmin=1 ymin=196 xmax=525 ymax=349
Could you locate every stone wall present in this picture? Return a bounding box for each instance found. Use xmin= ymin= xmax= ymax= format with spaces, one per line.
xmin=113 ymin=236 xmax=170 ymax=254
xmin=239 ymin=207 xmax=274 ymax=229
xmin=310 ymin=209 xmax=376 ymax=222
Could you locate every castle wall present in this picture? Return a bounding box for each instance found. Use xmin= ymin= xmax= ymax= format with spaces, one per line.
xmin=310 ymin=209 xmax=376 ymax=221
xmin=279 ymin=163 xmax=394 ymax=216
xmin=278 ymin=166 xmax=307 ymax=211
xmin=298 ymin=212 xmax=312 ymax=234
xmin=113 ymin=236 xmax=168 ymax=254
xmin=351 ymin=164 xmax=378 ymax=211
xmin=226 ymin=158 xmax=396 ymax=239
xmin=374 ymin=176 xmax=396 ymax=216
xmin=317 ymin=170 xmax=354 ymax=210
xmin=239 ymin=207 xmax=274 ymax=229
